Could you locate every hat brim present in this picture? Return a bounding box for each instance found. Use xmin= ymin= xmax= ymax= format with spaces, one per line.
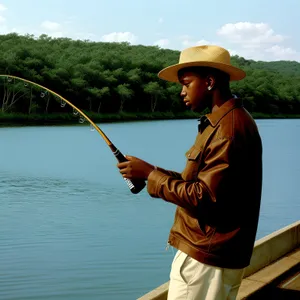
xmin=158 ymin=61 xmax=246 ymax=82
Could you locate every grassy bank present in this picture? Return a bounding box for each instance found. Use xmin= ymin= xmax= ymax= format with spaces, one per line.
xmin=0 ymin=111 xmax=300 ymax=127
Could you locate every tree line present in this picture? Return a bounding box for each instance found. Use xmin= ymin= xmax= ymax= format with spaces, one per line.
xmin=0 ymin=33 xmax=300 ymax=121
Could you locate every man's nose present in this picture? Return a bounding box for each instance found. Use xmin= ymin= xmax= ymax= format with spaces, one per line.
xmin=180 ymin=87 xmax=186 ymax=97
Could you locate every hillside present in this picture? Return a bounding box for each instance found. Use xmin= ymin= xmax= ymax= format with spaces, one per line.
xmin=0 ymin=33 xmax=299 ymax=122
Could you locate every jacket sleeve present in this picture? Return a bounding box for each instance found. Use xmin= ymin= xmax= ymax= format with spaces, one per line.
xmin=147 ymin=137 xmax=233 ymax=213
xmin=155 ymin=166 xmax=182 ymax=179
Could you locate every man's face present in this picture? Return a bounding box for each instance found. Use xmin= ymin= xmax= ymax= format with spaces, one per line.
xmin=178 ymin=71 xmax=211 ymax=113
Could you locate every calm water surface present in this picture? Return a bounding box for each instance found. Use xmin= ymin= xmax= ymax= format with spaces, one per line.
xmin=0 ymin=119 xmax=299 ymax=299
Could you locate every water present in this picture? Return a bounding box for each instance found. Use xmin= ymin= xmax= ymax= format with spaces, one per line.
xmin=0 ymin=119 xmax=299 ymax=299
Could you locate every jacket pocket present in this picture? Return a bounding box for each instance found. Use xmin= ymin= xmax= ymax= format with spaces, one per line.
xmin=185 ymin=145 xmax=202 ymax=160
xmin=181 ymin=145 xmax=202 ymax=181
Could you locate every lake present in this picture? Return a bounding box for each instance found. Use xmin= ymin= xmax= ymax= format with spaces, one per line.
xmin=0 ymin=119 xmax=299 ymax=299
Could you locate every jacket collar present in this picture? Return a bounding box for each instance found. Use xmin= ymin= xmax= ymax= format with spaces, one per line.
xmin=205 ymin=97 xmax=243 ymax=127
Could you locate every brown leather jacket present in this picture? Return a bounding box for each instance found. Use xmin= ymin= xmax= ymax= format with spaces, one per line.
xmin=147 ymin=98 xmax=262 ymax=269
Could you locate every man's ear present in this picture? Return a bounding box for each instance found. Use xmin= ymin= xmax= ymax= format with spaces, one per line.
xmin=206 ymin=75 xmax=216 ymax=90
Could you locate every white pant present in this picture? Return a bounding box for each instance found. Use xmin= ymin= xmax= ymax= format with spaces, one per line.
xmin=167 ymin=250 xmax=245 ymax=300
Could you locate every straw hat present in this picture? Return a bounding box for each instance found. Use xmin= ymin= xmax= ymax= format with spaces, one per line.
xmin=158 ymin=45 xmax=246 ymax=82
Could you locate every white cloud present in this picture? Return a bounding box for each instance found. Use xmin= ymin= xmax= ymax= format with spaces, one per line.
xmin=0 ymin=4 xmax=7 ymax=12
xmin=216 ymin=22 xmax=299 ymax=61
xmin=181 ymin=37 xmax=213 ymax=49
xmin=154 ymin=38 xmax=169 ymax=48
xmin=101 ymin=31 xmax=137 ymax=44
xmin=265 ymin=45 xmax=299 ymax=61
xmin=217 ymin=22 xmax=285 ymax=46
xmin=38 ymin=21 xmax=66 ymax=38
xmin=227 ymin=49 xmax=238 ymax=56
xmin=0 ymin=15 xmax=5 ymax=23
xmin=180 ymin=38 xmax=240 ymax=58
xmin=158 ymin=17 xmax=164 ymax=24
xmin=41 ymin=21 xmax=61 ymax=31
xmin=195 ymin=39 xmax=212 ymax=46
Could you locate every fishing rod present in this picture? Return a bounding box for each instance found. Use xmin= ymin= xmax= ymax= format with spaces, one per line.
xmin=0 ymin=74 xmax=146 ymax=194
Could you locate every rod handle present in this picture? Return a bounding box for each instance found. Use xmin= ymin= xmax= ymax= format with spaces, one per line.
xmin=113 ymin=148 xmax=146 ymax=194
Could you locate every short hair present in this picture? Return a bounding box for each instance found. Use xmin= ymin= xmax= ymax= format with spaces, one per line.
xmin=178 ymin=66 xmax=230 ymax=84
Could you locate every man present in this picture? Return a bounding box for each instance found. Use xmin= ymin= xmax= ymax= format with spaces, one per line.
xmin=117 ymin=45 xmax=263 ymax=300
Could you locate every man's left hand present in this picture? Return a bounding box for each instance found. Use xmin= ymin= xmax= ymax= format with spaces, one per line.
xmin=117 ymin=156 xmax=155 ymax=180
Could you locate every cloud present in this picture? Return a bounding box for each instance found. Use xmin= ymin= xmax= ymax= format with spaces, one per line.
xmin=195 ymin=39 xmax=212 ymax=46
xmin=41 ymin=21 xmax=62 ymax=31
xmin=180 ymin=36 xmax=213 ymax=49
xmin=0 ymin=15 xmax=5 ymax=23
xmin=216 ymin=22 xmax=299 ymax=61
xmin=265 ymin=45 xmax=300 ymax=61
xmin=217 ymin=22 xmax=285 ymax=46
xmin=0 ymin=4 xmax=7 ymax=12
xmin=228 ymin=49 xmax=238 ymax=56
xmin=179 ymin=38 xmax=239 ymax=58
xmin=158 ymin=17 xmax=164 ymax=24
xmin=153 ymin=38 xmax=169 ymax=48
xmin=38 ymin=21 xmax=65 ymax=38
xmin=101 ymin=31 xmax=137 ymax=44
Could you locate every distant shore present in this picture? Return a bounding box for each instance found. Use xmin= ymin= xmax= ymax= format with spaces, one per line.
xmin=0 ymin=111 xmax=299 ymax=127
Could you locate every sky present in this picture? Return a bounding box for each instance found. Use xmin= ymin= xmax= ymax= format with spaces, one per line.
xmin=1 ymin=0 xmax=300 ymax=62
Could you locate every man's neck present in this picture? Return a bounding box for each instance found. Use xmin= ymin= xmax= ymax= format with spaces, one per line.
xmin=211 ymin=89 xmax=233 ymax=113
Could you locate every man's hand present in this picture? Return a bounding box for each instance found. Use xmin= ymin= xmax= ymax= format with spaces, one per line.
xmin=117 ymin=156 xmax=155 ymax=180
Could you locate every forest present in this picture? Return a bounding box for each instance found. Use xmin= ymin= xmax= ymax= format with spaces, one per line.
xmin=0 ymin=33 xmax=300 ymax=125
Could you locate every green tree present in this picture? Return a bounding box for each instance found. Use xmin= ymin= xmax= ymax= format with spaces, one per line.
xmin=116 ymin=84 xmax=133 ymax=112
xmin=144 ymin=81 xmax=164 ymax=112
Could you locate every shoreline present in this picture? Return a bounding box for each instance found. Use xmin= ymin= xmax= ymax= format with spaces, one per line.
xmin=0 ymin=111 xmax=300 ymax=127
